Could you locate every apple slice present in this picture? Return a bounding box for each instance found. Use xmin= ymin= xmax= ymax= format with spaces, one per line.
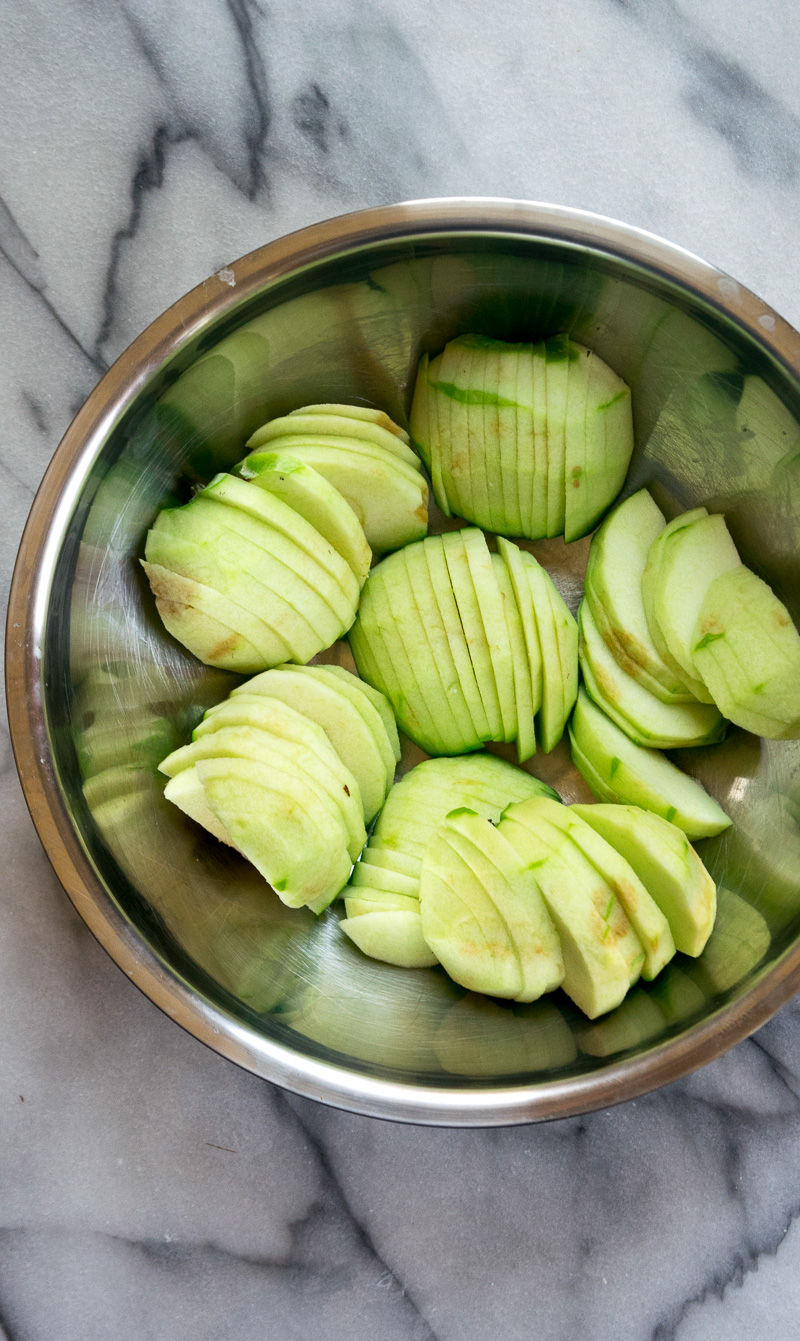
xmin=221 ymin=671 xmax=390 ymax=822
xmin=163 ymin=765 xmax=237 ymax=847
xmin=645 ymin=512 xmax=740 ymax=700
xmin=159 ymin=723 xmax=365 ymax=861
xmin=585 ymin=490 xmax=697 ymax=702
xmin=140 ymin=561 xmax=281 ymax=672
xmin=572 ymin=803 xmax=717 ymax=956
xmin=544 ymin=335 xmax=571 ymax=537
xmin=340 ymin=910 xmax=439 ymax=969
xmin=497 ymin=341 xmax=524 ymax=536
xmin=521 ymin=552 xmax=578 ymax=752
xmin=195 ymin=756 xmax=352 ymax=913
xmin=420 ymin=809 xmax=565 ymax=1002
xmin=235 ymin=451 xmax=371 ymax=587
xmin=351 ymin=861 xmax=419 ymax=897
xmin=640 ymin=508 xmax=711 ymax=699
xmin=530 ymin=341 xmax=550 ymax=538
xmin=491 ymin=554 xmax=535 ymax=760
xmin=433 ymin=336 xmax=476 ymax=520
xmin=563 ymin=341 xmax=592 ymax=542
xmin=579 ymin=600 xmax=725 ymax=748
xmin=409 ymin=353 xmax=433 ymax=472
xmin=519 ymin=795 xmax=675 ymax=979
xmin=423 ymin=535 xmax=491 ymax=741
xmin=442 ymin=530 xmax=503 ymax=740
xmin=343 ymin=890 xmax=420 ymax=917
xmin=499 ymin=804 xmax=640 ymax=1018
xmin=692 ymin=565 xmax=800 ymax=738
xmin=238 ymin=439 xmax=427 ymax=554
xmin=566 ymin=349 xmax=632 ymax=541
xmin=250 ymin=409 xmax=421 ymax=470
xmin=461 ymin=528 xmax=517 ymax=742
xmin=287 ymin=402 xmax=411 ymax=445
xmin=358 ymin=845 xmax=420 ymax=880
xmin=317 ymin=665 xmax=400 ymax=763
xmin=569 ymin=687 xmax=731 ymax=839
xmin=497 ymin=538 xmax=543 ymax=720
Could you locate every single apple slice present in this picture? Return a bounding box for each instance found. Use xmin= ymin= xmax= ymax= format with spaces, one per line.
xmin=424 ymin=535 xmax=491 ymax=741
xmin=442 ymin=530 xmax=504 ymax=740
xmin=140 ymin=561 xmax=281 ymax=672
xmin=159 ymin=723 xmax=365 ymax=861
xmin=496 ymin=340 xmax=524 ymax=536
xmin=317 ymin=665 xmax=401 ymax=764
xmin=195 ymin=756 xmax=352 ymax=913
xmin=461 ymin=528 xmax=517 ymax=743
xmin=530 ymin=340 xmax=550 ymax=538
xmin=585 ymin=490 xmax=697 ymax=702
xmin=288 ymin=402 xmax=411 ymax=445
xmin=358 ymin=845 xmax=420 ymax=880
xmin=419 ymin=845 xmax=524 ymax=998
xmin=234 ymin=451 xmax=371 ymax=587
xmin=640 ymin=508 xmax=711 ymax=700
xmin=238 ymin=439 xmax=427 ymax=554
xmin=402 ymin=542 xmax=483 ymax=752
xmin=512 ymin=343 xmax=536 ymax=537
xmin=544 ymin=334 xmax=571 ymax=537
xmin=521 ymin=552 xmax=578 ymax=752
xmin=569 ymin=687 xmax=731 ymax=839
xmin=567 ymin=349 xmax=633 ymax=542
xmin=579 ymin=600 xmax=725 ymax=748
xmin=563 ymin=341 xmax=592 ymax=542
xmin=206 ymin=673 xmax=388 ymax=823
xmin=496 ymin=538 xmax=543 ymax=720
xmin=491 ymin=554 xmax=535 ymax=761
xmin=340 ymin=910 xmax=439 ymax=969
xmin=599 ymin=372 xmax=635 ymax=526
xmin=144 ymin=524 xmax=333 ymax=664
xmin=692 ymin=565 xmax=800 ymax=738
xmin=350 ymin=861 xmax=419 ymax=898
xmin=162 ymin=765 xmax=237 ymax=847
xmin=432 ymin=336 xmax=475 ymax=520
xmin=572 ymin=803 xmax=717 ymax=956
xmin=421 ymin=809 xmax=565 ymax=1002
xmin=249 ymin=409 xmax=421 ymax=470
xmin=520 ymin=795 xmax=675 ymax=979
xmin=463 ymin=337 xmax=494 ymax=532
xmin=645 ymin=512 xmax=741 ymax=699
xmin=499 ymin=805 xmax=639 ymax=1018
xmin=409 ymin=353 xmax=433 ymax=472
xmin=201 ymin=472 xmax=359 ymax=614
xmin=344 ymin=892 xmax=421 ymax=919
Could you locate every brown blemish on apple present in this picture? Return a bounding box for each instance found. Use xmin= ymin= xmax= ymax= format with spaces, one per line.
xmin=209 ymin=634 xmax=240 ymax=660
xmin=595 ymin=665 xmax=621 ymax=705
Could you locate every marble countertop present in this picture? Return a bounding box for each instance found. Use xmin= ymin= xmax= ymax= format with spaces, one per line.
xmin=3 ymin=1 xmax=800 ymax=1336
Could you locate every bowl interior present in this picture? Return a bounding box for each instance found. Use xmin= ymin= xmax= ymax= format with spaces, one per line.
xmin=40 ymin=224 xmax=800 ymax=1109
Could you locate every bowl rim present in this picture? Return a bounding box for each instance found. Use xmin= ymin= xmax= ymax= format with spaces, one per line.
xmin=7 ymin=196 xmax=800 ymax=1126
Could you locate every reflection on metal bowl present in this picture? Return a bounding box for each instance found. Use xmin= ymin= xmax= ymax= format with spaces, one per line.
xmin=7 ymin=199 xmax=800 ymax=1125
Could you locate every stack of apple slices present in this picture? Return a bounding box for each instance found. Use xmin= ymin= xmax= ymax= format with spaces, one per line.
xmin=143 ymin=461 xmax=372 ymax=672
xmin=348 ymin=529 xmax=578 ymax=759
xmin=410 ymin=334 xmax=634 ymax=541
xmin=340 ymin=755 xmax=558 ymax=968
xmin=580 ymin=488 xmax=800 ymax=742
xmin=344 ymin=778 xmax=717 ymax=1020
xmin=237 ymin=403 xmax=429 ymax=554
xmin=158 ymin=665 xmax=399 ymax=912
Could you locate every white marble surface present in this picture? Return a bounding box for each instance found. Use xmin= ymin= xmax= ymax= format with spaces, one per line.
xmin=3 ymin=1 xmax=800 ymax=1336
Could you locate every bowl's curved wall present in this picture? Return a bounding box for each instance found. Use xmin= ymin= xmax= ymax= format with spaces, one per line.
xmin=7 ymin=199 xmax=800 ymax=1124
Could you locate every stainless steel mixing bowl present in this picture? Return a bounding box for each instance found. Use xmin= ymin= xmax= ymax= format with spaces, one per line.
xmin=8 ymin=199 xmax=800 ymax=1125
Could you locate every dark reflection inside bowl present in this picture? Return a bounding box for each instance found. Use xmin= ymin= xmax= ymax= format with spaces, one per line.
xmin=57 ymin=232 xmax=800 ymax=1088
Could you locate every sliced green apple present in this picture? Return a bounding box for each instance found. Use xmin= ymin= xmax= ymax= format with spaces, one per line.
xmin=423 ymin=534 xmax=491 ymax=741
xmin=579 ymin=599 xmax=725 ymax=748
xmin=544 ymin=334 xmax=571 ymax=537
xmin=640 ymin=507 xmax=712 ymax=699
xmin=521 ymin=552 xmax=578 ymax=752
xmin=462 ymin=528 xmax=517 ymax=742
xmin=442 ymin=529 xmax=504 ymax=740
xmin=496 ymin=538 xmax=543 ymax=721
xmin=141 ymin=560 xmax=281 ymax=672
xmin=563 ymin=341 xmax=592 ymax=542
xmin=287 ymin=402 xmax=411 ymax=445
xmin=692 ymin=565 xmax=800 ymax=738
xmin=492 ymin=554 xmax=535 ymax=760
xmin=569 ymin=686 xmax=731 ymax=839
xmin=340 ymin=910 xmax=439 ymax=969
xmin=572 ymin=803 xmax=717 ymax=956
xmin=585 ymin=489 xmax=697 ymax=702
xmin=249 ymin=408 xmax=421 ymax=471
xmin=234 ymin=450 xmax=371 ymax=587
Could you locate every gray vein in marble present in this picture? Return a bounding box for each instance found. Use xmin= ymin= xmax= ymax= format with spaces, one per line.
xmin=0 ymin=199 xmax=106 ymax=375
xmin=608 ymin=0 xmax=800 ymax=184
